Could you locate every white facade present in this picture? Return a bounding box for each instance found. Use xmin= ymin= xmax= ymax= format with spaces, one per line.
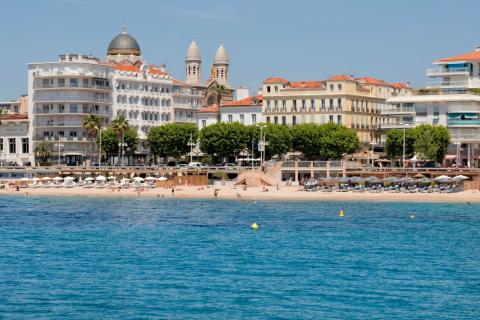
xmin=0 ymin=116 xmax=34 ymax=166
xmin=220 ymin=106 xmax=261 ymax=125
xmin=386 ymin=45 xmax=480 ymax=167
xmin=28 ymin=54 xmax=113 ymax=166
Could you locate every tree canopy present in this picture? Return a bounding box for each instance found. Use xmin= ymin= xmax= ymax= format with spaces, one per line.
xmin=199 ymin=122 xmax=251 ymax=159
xmin=263 ymin=123 xmax=292 ymax=159
xmin=147 ymin=123 xmax=198 ymax=159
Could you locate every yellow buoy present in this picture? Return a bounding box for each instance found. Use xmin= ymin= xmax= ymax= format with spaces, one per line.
xmin=251 ymin=222 xmax=259 ymax=230
xmin=339 ymin=210 xmax=345 ymax=217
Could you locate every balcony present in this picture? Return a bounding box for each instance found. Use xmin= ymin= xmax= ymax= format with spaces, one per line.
xmin=426 ymin=80 xmax=469 ymax=89
xmin=35 ymin=84 xmax=112 ymax=91
xmin=380 ymin=122 xmax=415 ymax=130
xmin=426 ymin=67 xmax=470 ymax=77
xmin=380 ymin=106 xmax=415 ymax=115
xmin=447 ymin=119 xmax=480 ymax=126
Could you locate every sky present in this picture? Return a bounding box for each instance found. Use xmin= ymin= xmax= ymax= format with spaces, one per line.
xmin=1 ymin=0 xmax=479 ymax=101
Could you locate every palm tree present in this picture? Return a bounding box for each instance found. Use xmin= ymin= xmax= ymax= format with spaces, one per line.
xmin=83 ymin=114 xmax=102 ymax=162
xmin=207 ymin=83 xmax=229 ymax=106
xmin=35 ymin=141 xmax=53 ymax=164
xmin=112 ymin=115 xmax=129 ymax=165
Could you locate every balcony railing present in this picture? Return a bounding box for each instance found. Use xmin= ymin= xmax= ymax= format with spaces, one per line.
xmin=448 ymin=120 xmax=480 ymax=126
xmin=380 ymin=107 xmax=415 ymax=115
xmin=426 ymin=67 xmax=470 ymax=76
xmin=426 ymin=80 xmax=469 ymax=89
xmin=36 ymin=84 xmax=112 ymax=90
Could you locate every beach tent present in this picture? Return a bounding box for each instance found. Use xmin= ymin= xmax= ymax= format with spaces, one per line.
xmin=452 ymin=175 xmax=469 ymax=181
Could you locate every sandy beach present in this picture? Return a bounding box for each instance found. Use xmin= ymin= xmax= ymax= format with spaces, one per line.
xmin=1 ymin=185 xmax=479 ymax=203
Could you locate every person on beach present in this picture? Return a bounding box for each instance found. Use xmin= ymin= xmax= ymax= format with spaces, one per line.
xmin=171 ymin=187 xmax=175 ymax=197
xmin=236 ymin=193 xmax=241 ymax=199
xmin=214 ymin=189 xmax=219 ymax=198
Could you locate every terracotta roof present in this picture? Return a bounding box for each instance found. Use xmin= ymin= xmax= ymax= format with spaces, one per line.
xmin=222 ymin=95 xmax=263 ymax=107
xmin=391 ymin=82 xmax=409 ymax=89
xmin=0 ymin=113 xmax=28 ymax=120
xmin=436 ymin=49 xmax=480 ymax=63
xmin=198 ymin=104 xmax=219 ymax=113
xmin=263 ymin=77 xmax=289 ymax=84
xmin=113 ymin=64 xmax=170 ymax=76
xmin=356 ymin=77 xmax=388 ymax=86
xmin=328 ymin=75 xmax=354 ymax=81
xmin=172 ymin=79 xmax=187 ymax=85
xmin=290 ymin=81 xmax=325 ymax=89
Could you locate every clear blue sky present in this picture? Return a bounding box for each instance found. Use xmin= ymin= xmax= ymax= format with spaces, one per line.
xmin=1 ymin=0 xmax=479 ymax=100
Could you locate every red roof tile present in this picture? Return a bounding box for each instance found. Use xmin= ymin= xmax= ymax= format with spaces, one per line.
xmin=391 ymin=82 xmax=410 ymax=89
xmin=0 ymin=113 xmax=28 ymax=120
xmin=222 ymin=95 xmax=263 ymax=107
xmin=198 ymin=104 xmax=219 ymax=113
xmin=290 ymin=81 xmax=325 ymax=89
xmin=328 ymin=75 xmax=354 ymax=81
xmin=436 ymin=50 xmax=480 ymax=62
xmin=114 ymin=64 xmax=140 ymax=72
xmin=263 ymin=77 xmax=289 ymax=84
xmin=356 ymin=77 xmax=388 ymax=86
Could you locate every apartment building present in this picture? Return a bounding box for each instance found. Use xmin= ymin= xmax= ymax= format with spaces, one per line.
xmin=261 ymin=76 xmax=410 ymax=145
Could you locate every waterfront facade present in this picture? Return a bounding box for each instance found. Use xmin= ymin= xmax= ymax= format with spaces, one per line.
xmin=261 ymin=76 xmax=410 ymax=145
xmin=386 ymin=45 xmax=480 ymax=167
xmin=0 ymin=114 xmax=34 ymax=166
xmin=27 ymin=54 xmax=113 ymax=166
xmin=220 ymin=95 xmax=262 ymax=125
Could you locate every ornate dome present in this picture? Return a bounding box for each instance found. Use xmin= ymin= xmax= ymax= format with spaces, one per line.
xmin=186 ymin=38 xmax=201 ymax=61
xmin=214 ymin=42 xmax=229 ymax=64
xmin=107 ymin=26 xmax=141 ymax=56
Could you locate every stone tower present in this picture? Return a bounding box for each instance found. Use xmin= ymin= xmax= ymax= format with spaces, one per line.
xmin=185 ymin=38 xmax=201 ymax=85
xmin=212 ymin=41 xmax=229 ymax=87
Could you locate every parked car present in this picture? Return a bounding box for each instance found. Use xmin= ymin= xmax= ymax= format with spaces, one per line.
xmin=177 ymin=163 xmax=188 ymax=169
xmin=224 ymin=163 xmax=239 ymax=170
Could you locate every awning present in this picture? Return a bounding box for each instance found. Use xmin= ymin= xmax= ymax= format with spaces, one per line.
xmin=444 ymin=155 xmax=457 ymax=160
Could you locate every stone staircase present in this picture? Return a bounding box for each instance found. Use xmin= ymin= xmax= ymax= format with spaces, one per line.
xmin=234 ymin=161 xmax=282 ymax=187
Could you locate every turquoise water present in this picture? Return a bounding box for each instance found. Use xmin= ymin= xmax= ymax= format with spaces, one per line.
xmin=0 ymin=196 xmax=479 ymax=319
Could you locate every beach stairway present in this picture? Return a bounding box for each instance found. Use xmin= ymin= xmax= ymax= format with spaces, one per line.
xmin=234 ymin=169 xmax=278 ymax=187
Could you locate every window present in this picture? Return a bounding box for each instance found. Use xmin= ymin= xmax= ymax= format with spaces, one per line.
xmin=240 ymin=114 xmax=245 ymax=124
xmin=69 ymin=131 xmax=77 ymax=137
xmin=282 ymin=100 xmax=286 ymax=111
xmin=266 ymin=100 xmax=271 ymax=111
xmin=9 ymin=138 xmax=16 ymax=154
xmin=267 ymin=86 xmax=271 ymax=93
xmin=83 ymin=104 xmax=88 ymax=113
xmin=292 ymin=116 xmax=297 ymax=125
xmin=22 ymin=138 xmax=29 ymax=154
xmin=58 ymin=104 xmax=65 ymax=113
xmin=301 ymin=99 xmax=306 ymax=111
xmin=338 ymin=99 xmax=342 ymax=110
xmin=252 ymin=114 xmax=257 ymax=124
xmin=282 ymin=116 xmax=286 ymax=125
xmin=274 ymin=86 xmax=278 ymax=92
xmin=70 ymin=104 xmax=77 ymax=113
xmin=274 ymin=116 xmax=278 ymax=124
xmin=329 ymin=115 xmax=334 ymax=123
xmin=321 ymin=99 xmax=325 ymax=110
xmin=310 ymin=99 xmax=315 ymax=111
xmin=228 ymin=115 xmax=233 ymax=123
xmin=292 ymin=100 xmax=297 ymax=111
xmin=70 ymin=78 xmax=78 ymax=87
xmin=274 ymin=100 xmax=278 ymax=111
xmin=83 ymin=79 xmax=89 ymax=88
xmin=0 ymin=138 xmax=3 ymax=153
xmin=58 ymin=78 xmax=65 ymax=87
xmin=337 ymin=115 xmax=342 ymax=124
xmin=337 ymin=84 xmax=342 ymax=91
xmin=330 ymin=84 xmax=334 ymax=91
xmin=202 ymin=120 xmax=207 ymax=128
xmin=329 ymin=99 xmax=334 ymax=110
xmin=266 ymin=116 xmax=271 ymax=123
xmin=42 ymin=79 xmax=51 ymax=88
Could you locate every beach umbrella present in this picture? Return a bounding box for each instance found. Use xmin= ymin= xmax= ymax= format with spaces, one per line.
xmin=64 ymin=176 xmax=75 ymax=181
xmin=157 ymin=176 xmax=168 ymax=181
xmin=133 ymin=177 xmax=144 ymax=182
xmin=434 ymin=175 xmax=451 ymax=183
xmin=41 ymin=177 xmax=52 ymax=181
xmin=96 ymin=175 xmax=106 ymax=181
xmin=413 ymin=173 xmax=425 ymax=178
xmin=20 ymin=177 xmax=30 ymax=181
xmin=85 ymin=177 xmax=94 ymax=181
xmin=107 ymin=176 xmax=116 ymax=180
xmin=121 ymin=178 xmax=131 ymax=182
xmin=452 ymin=175 xmax=469 ymax=181
xmin=145 ymin=176 xmax=156 ymax=181
xmin=53 ymin=177 xmax=63 ymax=181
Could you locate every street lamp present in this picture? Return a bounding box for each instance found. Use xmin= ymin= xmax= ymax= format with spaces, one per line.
xmin=118 ymin=142 xmax=127 ymax=167
xmin=187 ymin=133 xmax=196 ymax=164
xmin=98 ymin=128 xmax=105 ymax=168
xmin=54 ymin=137 xmax=64 ymax=166
xmin=400 ymin=122 xmax=410 ymax=169
xmin=369 ymin=140 xmax=376 ymax=169
xmin=256 ymin=124 xmax=267 ymax=167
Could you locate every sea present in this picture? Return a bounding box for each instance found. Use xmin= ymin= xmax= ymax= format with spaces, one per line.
xmin=0 ymin=196 xmax=479 ymax=319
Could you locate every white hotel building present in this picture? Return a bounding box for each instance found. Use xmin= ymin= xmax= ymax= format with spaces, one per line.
xmin=386 ymin=45 xmax=480 ymax=167
xmin=27 ymin=27 xmax=206 ymax=165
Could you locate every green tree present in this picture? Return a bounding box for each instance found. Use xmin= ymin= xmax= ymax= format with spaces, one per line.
xmin=124 ymin=127 xmax=139 ymax=154
xmin=207 ymin=83 xmax=230 ymax=106
xmin=111 ymin=115 xmax=129 ymax=160
xmin=432 ymin=125 xmax=451 ymax=162
xmin=97 ymin=128 xmax=119 ymax=157
xmin=147 ymin=124 xmax=198 ymax=161
xmin=385 ymin=128 xmax=415 ymax=160
xmin=199 ymin=122 xmax=250 ymax=160
xmin=34 ymin=141 xmax=53 ymax=163
xmin=83 ymin=114 xmax=102 ymax=161
xmin=263 ymin=124 xmax=292 ymax=159
xmin=290 ymin=123 xmax=358 ymax=159
xmin=414 ymin=131 xmax=439 ymax=161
